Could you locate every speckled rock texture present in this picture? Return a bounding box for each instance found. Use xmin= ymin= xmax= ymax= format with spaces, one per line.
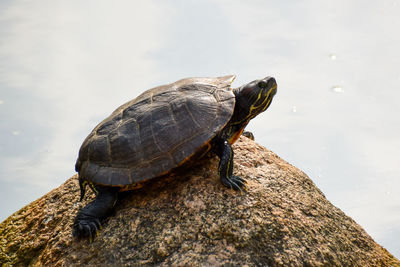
xmin=1 ymin=137 xmax=399 ymax=266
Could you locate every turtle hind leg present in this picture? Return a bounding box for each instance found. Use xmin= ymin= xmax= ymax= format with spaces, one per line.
xmin=73 ymin=185 xmax=118 ymax=240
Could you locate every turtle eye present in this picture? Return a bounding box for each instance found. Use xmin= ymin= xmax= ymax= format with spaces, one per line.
xmin=258 ymin=81 xmax=268 ymax=89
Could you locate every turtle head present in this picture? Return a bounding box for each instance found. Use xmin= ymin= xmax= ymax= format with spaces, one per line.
xmin=231 ymin=76 xmax=277 ymax=125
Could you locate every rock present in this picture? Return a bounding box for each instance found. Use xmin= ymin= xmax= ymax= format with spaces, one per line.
xmin=0 ymin=136 xmax=399 ymax=266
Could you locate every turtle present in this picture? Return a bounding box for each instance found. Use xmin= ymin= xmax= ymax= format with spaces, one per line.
xmin=73 ymin=75 xmax=277 ymax=239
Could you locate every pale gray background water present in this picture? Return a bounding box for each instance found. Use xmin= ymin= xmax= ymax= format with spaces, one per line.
xmin=0 ymin=0 xmax=399 ymax=258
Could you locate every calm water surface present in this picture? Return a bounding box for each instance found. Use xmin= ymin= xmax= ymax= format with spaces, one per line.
xmin=1 ymin=0 xmax=399 ymax=257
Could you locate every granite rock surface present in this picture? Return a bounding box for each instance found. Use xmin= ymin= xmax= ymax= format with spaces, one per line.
xmin=1 ymin=137 xmax=398 ymax=266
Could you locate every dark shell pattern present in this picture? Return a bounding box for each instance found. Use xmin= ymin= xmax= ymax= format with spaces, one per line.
xmin=76 ymin=76 xmax=236 ymax=187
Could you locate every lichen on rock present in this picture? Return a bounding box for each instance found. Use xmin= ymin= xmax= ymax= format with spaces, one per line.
xmin=0 ymin=137 xmax=399 ymax=266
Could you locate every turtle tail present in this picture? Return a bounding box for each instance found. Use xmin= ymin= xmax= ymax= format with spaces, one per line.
xmin=78 ymin=176 xmax=87 ymax=202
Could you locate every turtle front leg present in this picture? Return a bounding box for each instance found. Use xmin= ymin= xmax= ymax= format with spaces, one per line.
xmin=215 ymin=138 xmax=246 ymax=190
xmin=242 ymin=131 xmax=255 ymax=140
xmin=73 ymin=185 xmax=118 ymax=240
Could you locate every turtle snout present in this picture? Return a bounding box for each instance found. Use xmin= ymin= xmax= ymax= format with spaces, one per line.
xmin=265 ymin=76 xmax=276 ymax=86
xmin=262 ymin=77 xmax=277 ymax=95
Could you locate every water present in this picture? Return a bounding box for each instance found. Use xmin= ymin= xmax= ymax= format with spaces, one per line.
xmin=1 ymin=0 xmax=399 ymax=258
xmin=330 ymin=85 xmax=343 ymax=93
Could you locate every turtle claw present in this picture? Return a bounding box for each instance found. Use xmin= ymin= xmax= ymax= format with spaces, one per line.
xmin=89 ymin=221 xmax=100 ymax=233
xmin=231 ymin=175 xmax=247 ymax=191
xmin=73 ymin=218 xmax=102 ymax=241
xmin=90 ymin=218 xmax=101 ymax=231
xmin=221 ymin=175 xmax=247 ymax=191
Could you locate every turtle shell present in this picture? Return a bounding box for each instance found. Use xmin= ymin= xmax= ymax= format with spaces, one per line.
xmin=76 ymin=75 xmax=236 ymax=187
